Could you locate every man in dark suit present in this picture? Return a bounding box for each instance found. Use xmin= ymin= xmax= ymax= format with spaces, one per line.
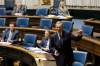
xmin=50 ymin=21 xmax=83 ymax=66
xmin=39 ymin=30 xmax=51 ymax=52
xmin=1 ymin=24 xmax=19 ymax=44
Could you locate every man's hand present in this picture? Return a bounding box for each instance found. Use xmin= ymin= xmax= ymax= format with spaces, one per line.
xmin=77 ymin=30 xmax=83 ymax=36
xmin=7 ymin=40 xmax=12 ymax=43
xmin=1 ymin=40 xmax=4 ymax=42
xmin=42 ymin=48 xmax=49 ymax=52
xmin=54 ymin=50 xmax=59 ymax=56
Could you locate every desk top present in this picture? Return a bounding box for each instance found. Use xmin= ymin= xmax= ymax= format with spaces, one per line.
xmin=0 ymin=27 xmax=56 ymax=33
xmin=84 ymin=18 xmax=100 ymax=24
xmin=0 ymin=15 xmax=73 ymax=20
xmin=0 ymin=44 xmax=54 ymax=60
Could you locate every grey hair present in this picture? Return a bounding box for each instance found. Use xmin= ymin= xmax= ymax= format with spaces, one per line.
xmin=56 ymin=21 xmax=63 ymax=27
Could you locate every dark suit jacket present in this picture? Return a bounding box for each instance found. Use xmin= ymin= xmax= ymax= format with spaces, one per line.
xmin=2 ymin=29 xmax=19 ymax=44
xmin=50 ymin=30 xmax=82 ymax=64
xmin=39 ymin=37 xmax=51 ymax=49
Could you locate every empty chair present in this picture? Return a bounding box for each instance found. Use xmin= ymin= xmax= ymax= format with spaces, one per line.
xmin=40 ymin=19 xmax=52 ymax=29
xmin=72 ymin=19 xmax=85 ymax=30
xmin=82 ymin=25 xmax=93 ymax=36
xmin=5 ymin=0 xmax=14 ymax=15
xmin=72 ymin=51 xmax=88 ymax=66
xmin=62 ymin=21 xmax=74 ymax=32
xmin=50 ymin=0 xmax=61 ymax=15
xmin=22 ymin=5 xmax=27 ymax=15
xmin=36 ymin=8 xmax=48 ymax=16
xmin=0 ymin=8 xmax=6 ymax=15
xmin=16 ymin=18 xmax=29 ymax=27
xmin=23 ymin=34 xmax=38 ymax=47
xmin=0 ymin=18 xmax=6 ymax=26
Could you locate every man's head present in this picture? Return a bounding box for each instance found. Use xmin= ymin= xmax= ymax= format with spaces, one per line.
xmin=9 ymin=24 xmax=15 ymax=31
xmin=56 ymin=21 xmax=63 ymax=33
xmin=16 ymin=2 xmax=22 ymax=9
xmin=44 ymin=30 xmax=51 ymax=39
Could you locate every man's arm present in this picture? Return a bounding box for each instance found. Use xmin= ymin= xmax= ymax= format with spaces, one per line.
xmin=49 ymin=35 xmax=59 ymax=56
xmin=38 ymin=38 xmax=44 ymax=49
xmin=12 ymin=31 xmax=19 ymax=43
xmin=71 ymin=30 xmax=83 ymax=41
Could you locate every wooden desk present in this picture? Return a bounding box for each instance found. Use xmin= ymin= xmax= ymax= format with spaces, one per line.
xmin=84 ymin=18 xmax=100 ymax=33
xmin=72 ymin=36 xmax=100 ymax=56
xmin=0 ymin=15 xmax=73 ymax=27
xmin=0 ymin=27 xmax=56 ymax=40
xmin=0 ymin=27 xmax=99 ymax=57
xmin=0 ymin=44 xmax=55 ymax=66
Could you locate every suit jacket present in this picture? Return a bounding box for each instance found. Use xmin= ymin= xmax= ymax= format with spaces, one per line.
xmin=2 ymin=29 xmax=19 ymax=44
xmin=12 ymin=6 xmax=23 ymax=15
xmin=50 ymin=30 xmax=82 ymax=64
xmin=58 ymin=7 xmax=70 ymax=16
xmin=39 ymin=37 xmax=51 ymax=49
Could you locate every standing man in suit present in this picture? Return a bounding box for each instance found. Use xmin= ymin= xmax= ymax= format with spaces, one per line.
xmin=1 ymin=24 xmax=19 ymax=44
xmin=50 ymin=21 xmax=83 ymax=66
xmin=39 ymin=30 xmax=51 ymax=52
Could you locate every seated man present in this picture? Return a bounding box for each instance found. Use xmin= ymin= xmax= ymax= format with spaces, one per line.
xmin=1 ymin=24 xmax=19 ymax=44
xmin=12 ymin=2 xmax=23 ymax=16
xmin=39 ymin=30 xmax=51 ymax=52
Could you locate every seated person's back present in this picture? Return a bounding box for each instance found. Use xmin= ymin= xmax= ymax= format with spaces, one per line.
xmin=39 ymin=30 xmax=51 ymax=52
xmin=1 ymin=24 xmax=19 ymax=44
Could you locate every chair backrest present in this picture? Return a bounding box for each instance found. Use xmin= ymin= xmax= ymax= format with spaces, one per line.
xmin=40 ymin=19 xmax=52 ymax=29
xmin=72 ymin=19 xmax=85 ymax=30
xmin=53 ymin=0 xmax=61 ymax=8
xmin=0 ymin=18 xmax=6 ymax=26
xmin=23 ymin=34 xmax=38 ymax=47
xmin=73 ymin=51 xmax=88 ymax=66
xmin=50 ymin=0 xmax=60 ymax=15
xmin=36 ymin=8 xmax=48 ymax=16
xmin=82 ymin=25 xmax=93 ymax=36
xmin=5 ymin=0 xmax=14 ymax=9
xmin=22 ymin=5 xmax=27 ymax=15
xmin=62 ymin=21 xmax=74 ymax=32
xmin=5 ymin=0 xmax=14 ymax=15
xmin=0 ymin=8 xmax=6 ymax=15
xmin=51 ymin=8 xmax=58 ymax=15
xmin=16 ymin=18 xmax=29 ymax=27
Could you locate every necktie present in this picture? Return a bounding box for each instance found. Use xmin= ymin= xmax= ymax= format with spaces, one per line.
xmin=59 ymin=33 xmax=62 ymax=40
xmin=46 ymin=39 xmax=49 ymax=49
xmin=7 ymin=31 xmax=13 ymax=42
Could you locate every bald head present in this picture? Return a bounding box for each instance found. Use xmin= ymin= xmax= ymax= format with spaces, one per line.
xmin=56 ymin=21 xmax=63 ymax=33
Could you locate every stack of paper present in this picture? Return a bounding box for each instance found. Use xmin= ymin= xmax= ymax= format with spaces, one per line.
xmin=57 ymin=16 xmax=66 ymax=19
xmin=0 ymin=42 xmax=11 ymax=45
xmin=26 ymin=47 xmax=47 ymax=54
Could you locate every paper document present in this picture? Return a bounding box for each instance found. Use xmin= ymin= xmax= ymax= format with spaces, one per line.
xmin=0 ymin=42 xmax=11 ymax=45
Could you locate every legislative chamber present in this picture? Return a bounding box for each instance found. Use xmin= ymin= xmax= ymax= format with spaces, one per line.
xmin=0 ymin=0 xmax=100 ymax=66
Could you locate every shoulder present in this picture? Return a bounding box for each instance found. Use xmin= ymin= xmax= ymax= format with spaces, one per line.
xmin=58 ymin=7 xmax=62 ymax=10
xmin=14 ymin=30 xmax=19 ymax=33
xmin=51 ymin=32 xmax=57 ymax=38
xmin=4 ymin=29 xmax=9 ymax=32
xmin=63 ymin=30 xmax=71 ymax=36
xmin=42 ymin=37 xmax=46 ymax=40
